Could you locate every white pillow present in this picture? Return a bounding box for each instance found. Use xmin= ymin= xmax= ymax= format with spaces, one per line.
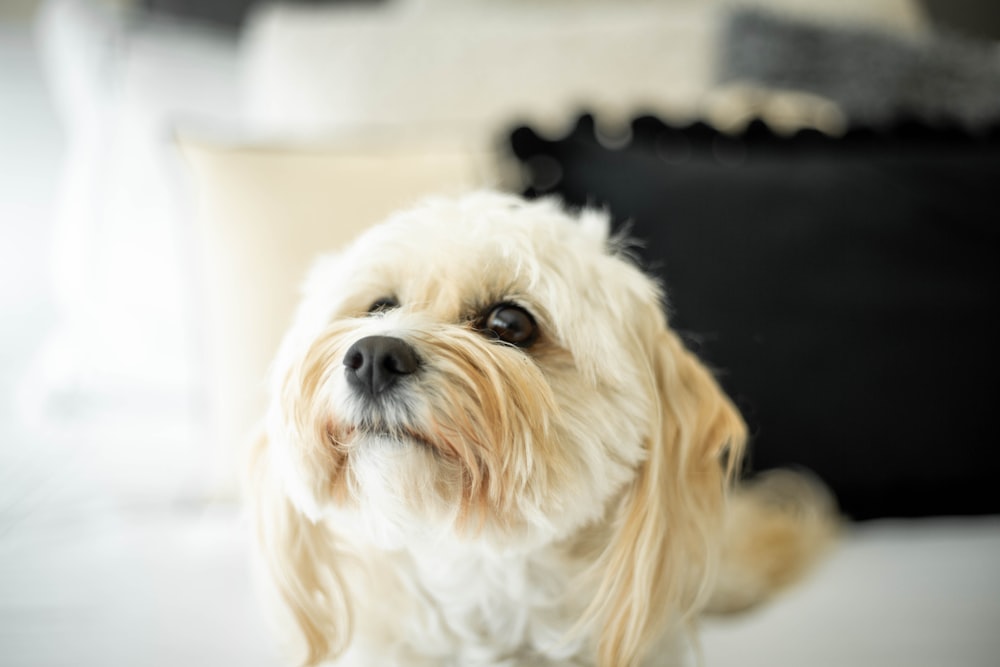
xmin=179 ymin=136 xmax=494 ymax=495
xmin=242 ymin=0 xmax=717 ymax=139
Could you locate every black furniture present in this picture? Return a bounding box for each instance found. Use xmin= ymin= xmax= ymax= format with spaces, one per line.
xmin=509 ymin=115 xmax=1000 ymax=520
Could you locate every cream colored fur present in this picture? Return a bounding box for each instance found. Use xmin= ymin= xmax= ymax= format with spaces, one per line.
xmin=245 ymin=192 xmax=836 ymax=667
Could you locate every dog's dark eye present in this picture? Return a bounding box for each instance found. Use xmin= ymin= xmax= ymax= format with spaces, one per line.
xmin=480 ymin=304 xmax=538 ymax=348
xmin=368 ymin=297 xmax=399 ymax=314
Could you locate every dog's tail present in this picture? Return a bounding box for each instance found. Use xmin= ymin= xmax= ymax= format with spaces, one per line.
xmin=705 ymin=469 xmax=840 ymax=614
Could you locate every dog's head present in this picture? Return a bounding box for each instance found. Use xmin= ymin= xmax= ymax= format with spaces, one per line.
xmin=252 ymin=193 xmax=746 ymax=666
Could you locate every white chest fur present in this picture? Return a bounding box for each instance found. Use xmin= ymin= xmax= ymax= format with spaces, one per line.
xmin=339 ymin=535 xmax=594 ymax=667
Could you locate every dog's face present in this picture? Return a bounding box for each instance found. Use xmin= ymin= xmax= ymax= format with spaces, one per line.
xmin=258 ymin=193 xmax=746 ymax=666
xmin=268 ymin=194 xmax=660 ymax=546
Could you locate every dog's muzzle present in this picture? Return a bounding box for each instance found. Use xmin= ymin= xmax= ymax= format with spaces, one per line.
xmin=344 ymin=335 xmax=420 ymax=398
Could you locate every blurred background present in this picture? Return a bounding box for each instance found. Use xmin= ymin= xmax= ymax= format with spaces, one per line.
xmin=1 ymin=0 xmax=999 ymax=665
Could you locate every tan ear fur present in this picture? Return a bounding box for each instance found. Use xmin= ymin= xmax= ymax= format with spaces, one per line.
xmin=246 ymin=434 xmax=352 ymax=666
xmin=586 ymin=326 xmax=747 ymax=667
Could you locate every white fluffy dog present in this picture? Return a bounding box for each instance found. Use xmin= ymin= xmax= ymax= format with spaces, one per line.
xmin=247 ymin=192 xmax=835 ymax=667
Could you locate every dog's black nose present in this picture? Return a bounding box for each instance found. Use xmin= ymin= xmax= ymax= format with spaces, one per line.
xmin=344 ymin=335 xmax=420 ymax=397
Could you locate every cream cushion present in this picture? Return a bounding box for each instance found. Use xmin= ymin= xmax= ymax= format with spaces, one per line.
xmin=180 ymin=138 xmax=494 ymax=491
xmin=242 ymin=0 xmax=926 ymax=140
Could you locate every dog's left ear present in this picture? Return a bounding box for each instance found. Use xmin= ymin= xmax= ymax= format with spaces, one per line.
xmin=588 ymin=321 xmax=747 ymax=667
xmin=246 ymin=433 xmax=352 ymax=666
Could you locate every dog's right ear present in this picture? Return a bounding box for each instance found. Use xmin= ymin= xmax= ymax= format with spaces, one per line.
xmin=246 ymin=434 xmax=351 ymax=666
xmin=582 ymin=325 xmax=746 ymax=667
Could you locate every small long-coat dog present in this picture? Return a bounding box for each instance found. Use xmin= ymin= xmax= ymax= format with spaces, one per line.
xmin=247 ymin=193 xmax=835 ymax=667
